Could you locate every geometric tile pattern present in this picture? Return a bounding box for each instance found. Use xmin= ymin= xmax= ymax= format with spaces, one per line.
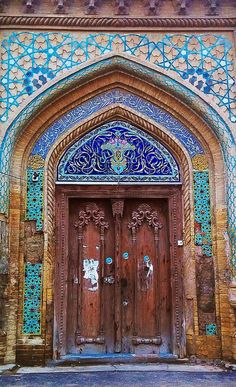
xmin=22 ymin=263 xmax=42 ymax=335
xmin=57 ymin=121 xmax=181 ymax=183
xmin=193 ymin=171 xmax=212 ymax=257
xmin=26 ymin=168 xmax=44 ymax=230
xmin=0 ymin=32 xmax=235 ymax=123
xmin=24 ymin=66 xmax=55 ymax=96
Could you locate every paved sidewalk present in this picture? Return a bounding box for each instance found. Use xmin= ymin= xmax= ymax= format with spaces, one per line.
xmin=0 ymin=363 xmax=236 ymax=387
xmin=0 ymin=363 xmax=228 ymax=375
xmin=15 ymin=364 xmax=226 ymax=373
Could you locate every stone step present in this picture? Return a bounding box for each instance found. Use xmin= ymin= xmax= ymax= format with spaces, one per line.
xmin=48 ymin=353 xmax=189 ymax=367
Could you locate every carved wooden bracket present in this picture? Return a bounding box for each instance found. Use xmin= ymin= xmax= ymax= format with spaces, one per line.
xmin=115 ymin=0 xmax=131 ymax=15
xmin=74 ymin=203 xmax=109 ymax=239
xmin=145 ymin=0 xmax=161 ymax=15
xmin=128 ymin=203 xmax=162 ymax=241
xmin=55 ymin=0 xmax=68 ymax=13
xmin=174 ymin=0 xmax=192 ymax=15
xmin=24 ymin=0 xmax=35 ymax=13
xmin=74 ymin=203 xmax=109 ymax=228
xmin=111 ymin=200 xmax=124 ymax=218
xmin=85 ymin=0 xmax=99 ymax=15
xmin=205 ymin=0 xmax=220 ymax=15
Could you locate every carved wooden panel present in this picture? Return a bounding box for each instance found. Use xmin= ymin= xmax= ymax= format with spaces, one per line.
xmin=55 ymin=186 xmax=184 ymax=357
xmin=67 ymin=200 xmax=114 ymax=354
xmin=122 ymin=200 xmax=170 ymax=354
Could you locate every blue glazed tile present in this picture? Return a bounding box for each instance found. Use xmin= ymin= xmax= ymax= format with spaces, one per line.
xmin=31 ymin=90 xmax=204 ymax=159
xmin=57 ymin=121 xmax=180 ymax=183
xmin=193 ymin=170 xmax=212 ymax=257
xmin=23 ymin=263 xmax=42 ymax=335
xmin=1 ymin=32 xmax=235 ymax=123
xmin=206 ymin=323 xmax=217 ymax=336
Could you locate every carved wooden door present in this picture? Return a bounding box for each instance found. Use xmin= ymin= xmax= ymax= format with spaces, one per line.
xmin=67 ymin=199 xmax=115 ymax=354
xmin=120 ymin=199 xmax=171 ymax=355
xmin=67 ymin=198 xmax=171 ymax=355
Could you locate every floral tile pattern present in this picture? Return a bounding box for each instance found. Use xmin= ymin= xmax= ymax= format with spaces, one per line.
xmin=23 ymin=263 xmax=42 ymax=335
xmin=57 ymin=121 xmax=181 ymax=182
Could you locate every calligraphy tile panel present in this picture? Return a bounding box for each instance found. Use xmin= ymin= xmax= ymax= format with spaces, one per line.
xmin=32 ymin=90 xmax=204 ymax=159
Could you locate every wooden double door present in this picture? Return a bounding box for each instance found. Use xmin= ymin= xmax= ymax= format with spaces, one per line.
xmin=66 ymin=196 xmax=174 ymax=356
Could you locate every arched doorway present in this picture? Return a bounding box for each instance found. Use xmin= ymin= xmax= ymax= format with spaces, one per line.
xmin=3 ymin=58 xmax=230 ymax=364
xmin=54 ymin=120 xmax=183 ymax=359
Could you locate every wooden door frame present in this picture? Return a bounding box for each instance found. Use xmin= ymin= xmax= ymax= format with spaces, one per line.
xmin=54 ymin=184 xmax=185 ymax=358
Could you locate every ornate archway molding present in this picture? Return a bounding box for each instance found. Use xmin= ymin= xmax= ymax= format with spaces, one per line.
xmin=44 ymin=109 xmax=192 ymax=357
xmin=2 ymin=57 xmax=233 ymax=265
xmin=1 ymin=55 xmax=234 ymax=182
xmin=4 ymin=55 xmax=229 ymax=210
xmin=3 ymin=58 xmax=233 ymax=362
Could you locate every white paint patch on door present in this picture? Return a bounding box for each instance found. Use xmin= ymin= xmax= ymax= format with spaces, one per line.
xmin=83 ymin=259 xmax=99 ymax=291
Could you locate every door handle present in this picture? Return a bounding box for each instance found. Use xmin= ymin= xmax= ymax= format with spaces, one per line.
xmin=103 ymin=275 xmax=115 ymax=284
xmin=122 ymin=300 xmax=129 ymax=307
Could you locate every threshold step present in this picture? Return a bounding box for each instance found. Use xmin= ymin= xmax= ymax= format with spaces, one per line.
xmin=48 ymin=353 xmax=189 ymax=366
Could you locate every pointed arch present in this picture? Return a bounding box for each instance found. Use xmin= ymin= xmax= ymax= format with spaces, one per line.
xmin=3 ymin=55 xmax=234 ymax=363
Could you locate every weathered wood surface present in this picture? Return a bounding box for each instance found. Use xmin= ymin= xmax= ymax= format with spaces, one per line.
xmin=55 ymin=185 xmax=184 ymax=357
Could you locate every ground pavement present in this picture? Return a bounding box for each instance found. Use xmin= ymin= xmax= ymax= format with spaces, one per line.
xmin=0 ymin=363 xmax=236 ymax=386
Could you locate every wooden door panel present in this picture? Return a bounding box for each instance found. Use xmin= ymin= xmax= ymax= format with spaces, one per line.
xmin=66 ymin=196 xmax=172 ymax=356
xmin=121 ymin=199 xmax=171 ymax=354
xmin=80 ymin=222 xmax=101 ymax=338
xmin=159 ymin=206 xmax=171 ymax=353
xmin=136 ymin=222 xmax=156 ymax=337
xmin=67 ymin=199 xmax=115 ymax=354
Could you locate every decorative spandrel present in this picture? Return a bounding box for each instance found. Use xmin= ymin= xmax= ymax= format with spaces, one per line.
xmin=57 ymin=121 xmax=180 ymax=183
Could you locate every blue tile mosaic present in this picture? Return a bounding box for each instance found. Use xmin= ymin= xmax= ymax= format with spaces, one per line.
xmin=182 ymin=68 xmax=212 ymax=94
xmin=0 ymin=32 xmax=235 ymax=123
xmin=23 ymin=263 xmax=42 ymax=335
xmin=26 ymin=168 xmax=44 ymax=230
xmin=24 ymin=67 xmax=55 ymax=96
xmin=193 ymin=171 xmax=212 ymax=257
xmin=1 ymin=57 xmax=233 ymax=219
xmin=57 ymin=121 xmax=180 ymax=183
xmin=32 ymin=90 xmax=204 ymax=159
